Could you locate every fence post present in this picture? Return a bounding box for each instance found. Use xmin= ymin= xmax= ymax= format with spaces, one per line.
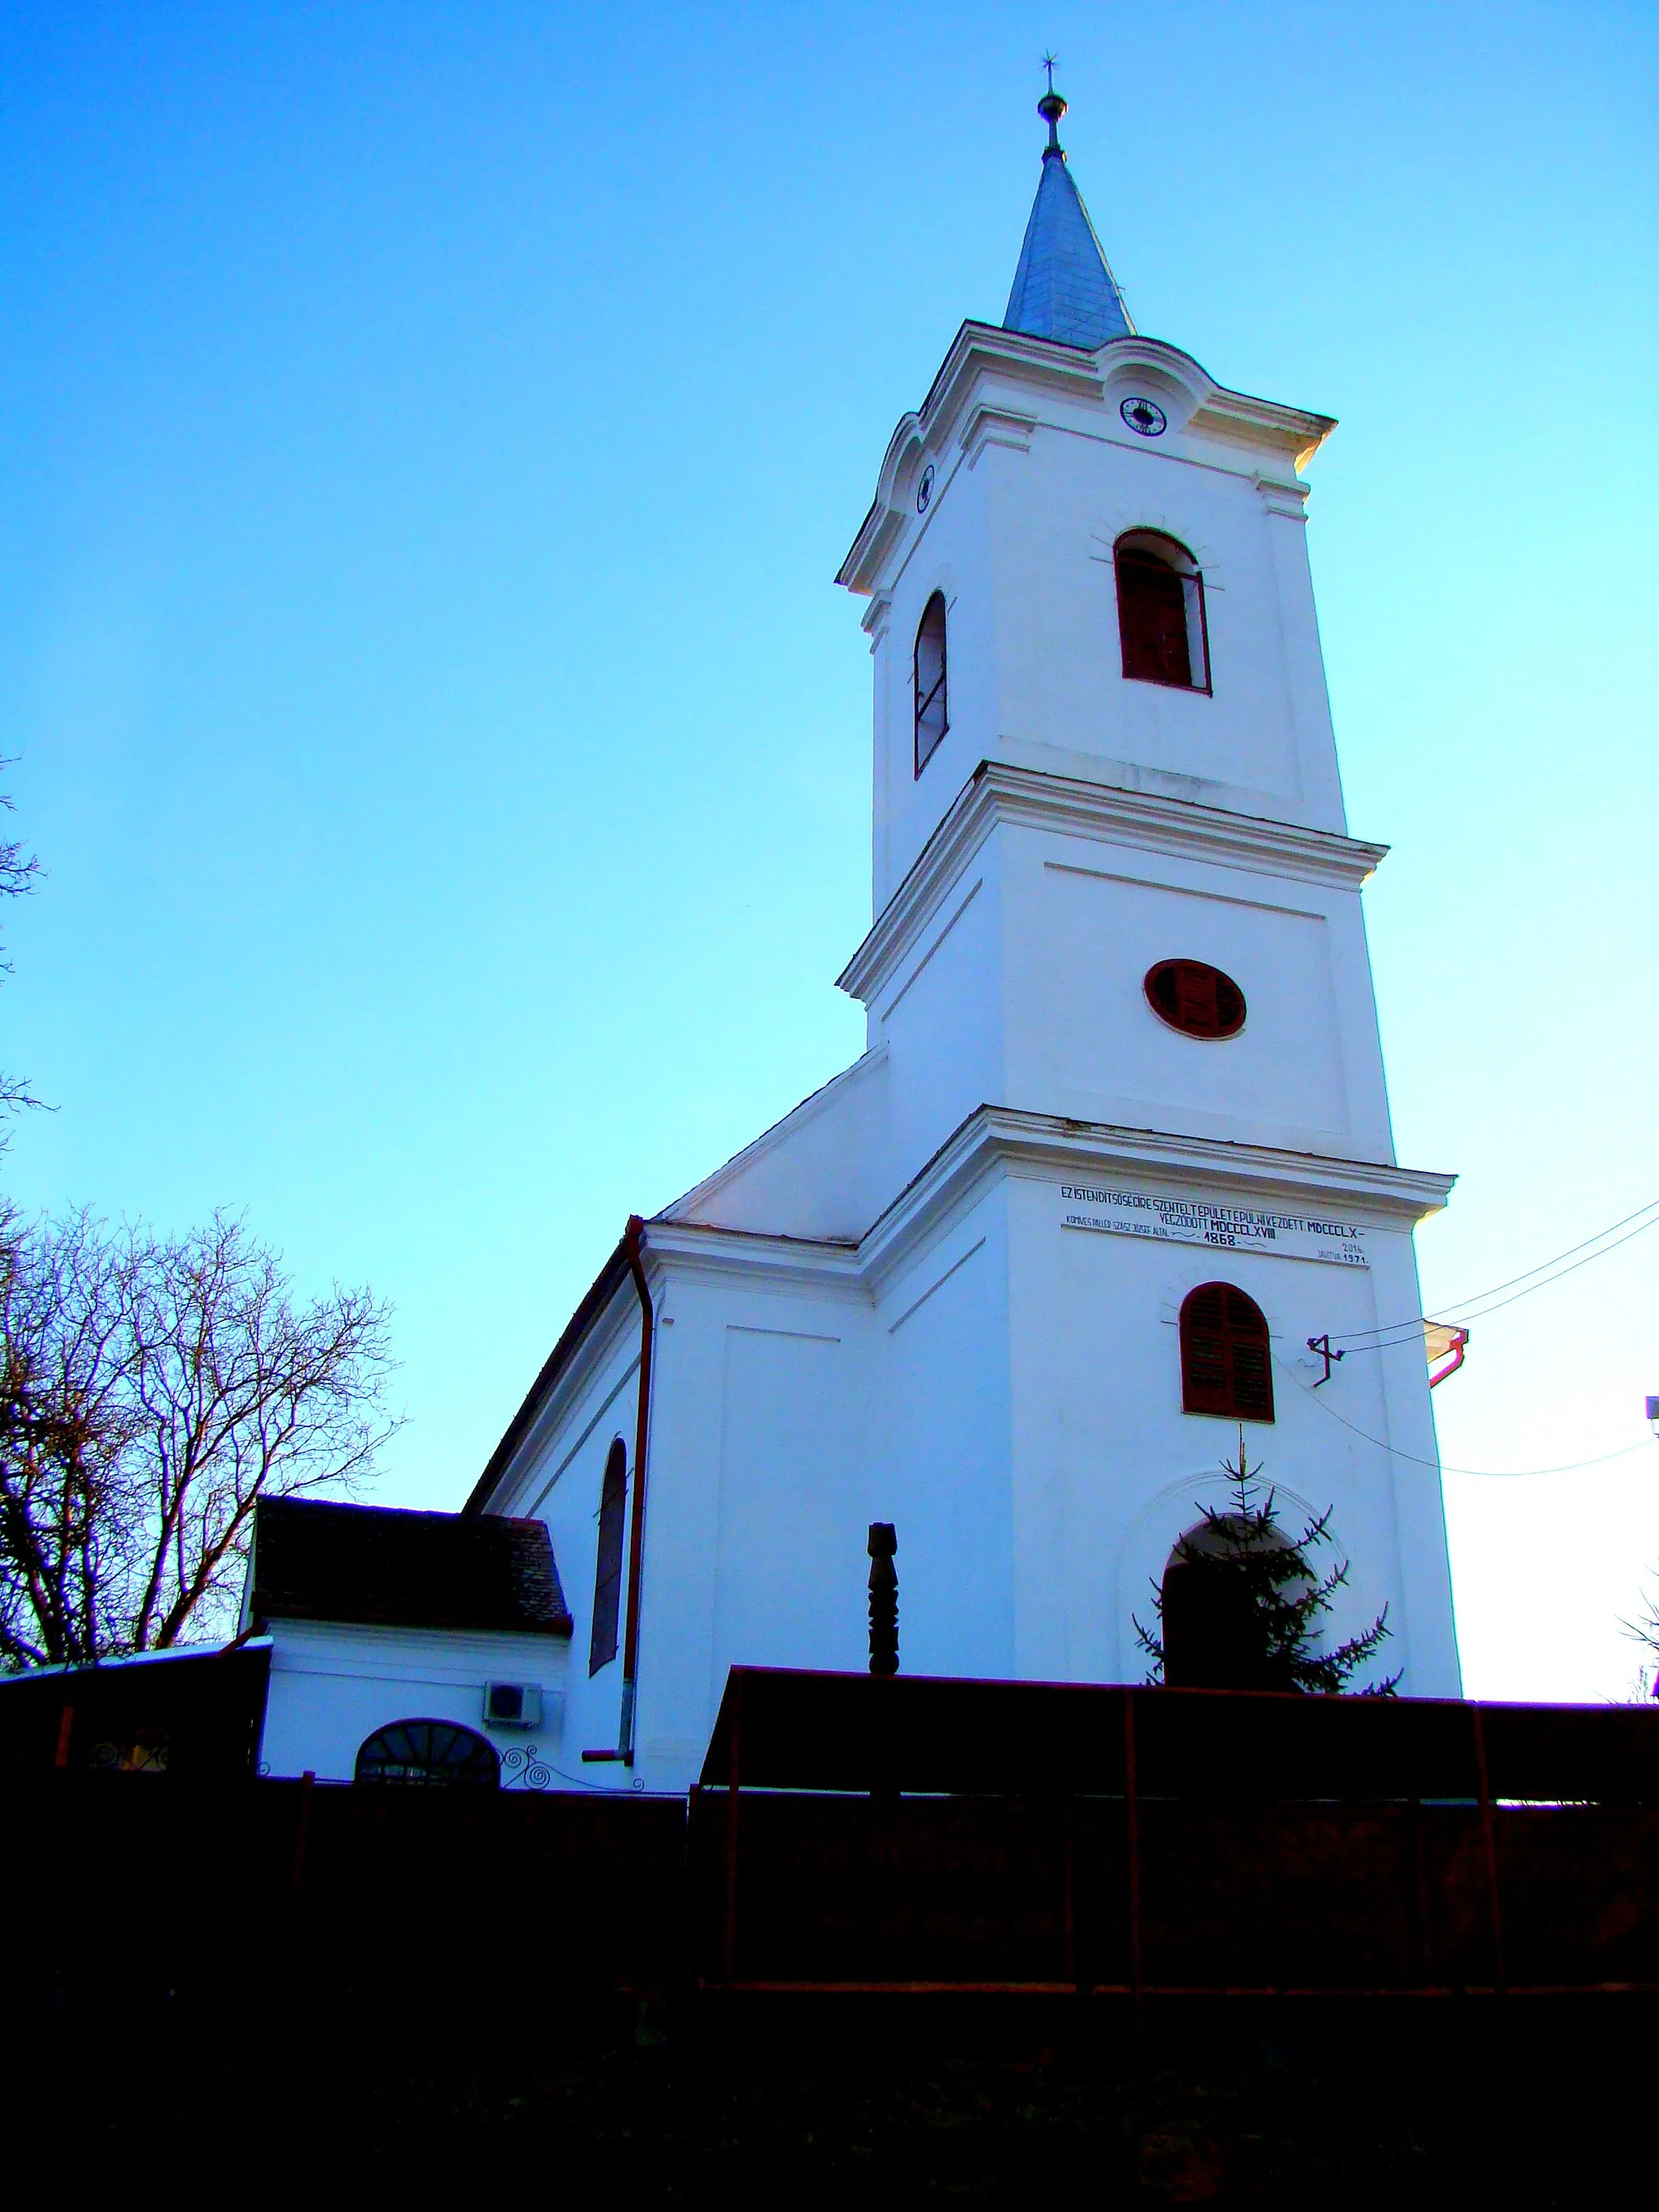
xmin=723 ymin=1678 xmax=742 ymax=1989
xmin=1408 ymin=1796 xmax=1435 ymax=1992
xmin=1470 ymin=1707 xmax=1508 ymax=1995
xmin=287 ymin=1769 xmax=315 ymax=1950
xmin=1124 ymin=1690 xmax=1143 ymax=2031
xmin=1063 ymin=1794 xmax=1080 ymax=1994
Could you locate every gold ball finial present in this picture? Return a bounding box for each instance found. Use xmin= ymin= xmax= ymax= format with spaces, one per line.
xmin=1038 ymin=54 xmax=1066 ymax=155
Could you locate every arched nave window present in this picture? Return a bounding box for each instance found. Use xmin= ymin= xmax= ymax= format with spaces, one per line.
xmin=589 ymin=1437 xmax=629 ymax=1676
xmin=1115 ymin=532 xmax=1209 ymax=693
xmin=914 ymin=591 xmax=949 ymax=774
xmin=355 ymin=1719 xmax=500 ymax=1788
xmin=1179 ymin=1283 xmax=1274 ymax=1422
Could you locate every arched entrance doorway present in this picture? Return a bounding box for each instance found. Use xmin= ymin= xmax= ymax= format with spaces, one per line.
xmin=1158 ymin=1515 xmax=1303 ymax=1692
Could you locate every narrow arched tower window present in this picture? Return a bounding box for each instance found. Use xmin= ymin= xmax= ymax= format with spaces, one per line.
xmin=914 ymin=591 xmax=949 ymax=774
xmin=589 ymin=1437 xmax=628 ymax=1675
xmin=1115 ymin=533 xmax=1210 ymax=693
xmin=1179 ymin=1283 xmax=1273 ymax=1421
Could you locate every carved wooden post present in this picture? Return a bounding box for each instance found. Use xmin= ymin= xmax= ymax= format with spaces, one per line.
xmin=868 ymin=1523 xmax=898 ymax=1677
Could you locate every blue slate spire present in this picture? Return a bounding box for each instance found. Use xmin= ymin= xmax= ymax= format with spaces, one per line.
xmin=1002 ymin=79 xmax=1133 ymax=350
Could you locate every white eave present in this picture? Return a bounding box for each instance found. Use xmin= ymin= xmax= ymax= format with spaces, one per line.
xmin=856 ymin=1105 xmax=1456 ymax=1292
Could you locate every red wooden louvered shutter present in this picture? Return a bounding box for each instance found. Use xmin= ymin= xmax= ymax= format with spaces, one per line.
xmin=1175 ymin=964 xmax=1220 ymax=1034
xmin=1180 ymin=1283 xmax=1274 ymax=1421
xmin=1117 ymin=552 xmax=1192 ymax=688
xmin=1145 ymin=960 xmax=1247 ymax=1040
xmin=1211 ymin=971 xmax=1245 ymax=1034
xmin=1180 ymin=1284 xmax=1233 ymax=1413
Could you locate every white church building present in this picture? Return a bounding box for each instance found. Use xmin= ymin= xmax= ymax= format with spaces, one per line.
xmin=254 ymin=86 xmax=1463 ymax=1790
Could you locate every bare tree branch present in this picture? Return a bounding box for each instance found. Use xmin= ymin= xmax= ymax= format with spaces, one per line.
xmin=0 ymin=765 xmax=44 ymax=1129
xmin=0 ymin=1207 xmax=401 ymax=1664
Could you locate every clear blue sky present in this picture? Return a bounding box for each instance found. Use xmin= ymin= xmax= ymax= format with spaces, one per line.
xmin=2 ymin=2 xmax=1654 ymax=1697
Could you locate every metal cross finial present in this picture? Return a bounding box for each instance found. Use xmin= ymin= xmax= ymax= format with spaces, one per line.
xmin=1037 ymin=53 xmax=1067 ymax=155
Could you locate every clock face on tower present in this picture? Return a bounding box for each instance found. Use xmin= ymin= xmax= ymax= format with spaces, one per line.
xmin=1120 ymin=395 xmax=1168 ymax=438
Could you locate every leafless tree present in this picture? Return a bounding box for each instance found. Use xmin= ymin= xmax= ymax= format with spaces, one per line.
xmin=0 ymin=766 xmax=42 ymax=1125
xmin=0 ymin=1208 xmax=399 ymax=1667
xmin=1623 ymin=1589 xmax=1659 ymax=1702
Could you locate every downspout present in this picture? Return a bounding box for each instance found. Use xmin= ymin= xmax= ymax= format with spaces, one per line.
xmin=616 ymin=1213 xmax=655 ymax=1763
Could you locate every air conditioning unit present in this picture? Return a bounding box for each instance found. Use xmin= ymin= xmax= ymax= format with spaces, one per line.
xmin=483 ymin=1680 xmax=542 ymax=1729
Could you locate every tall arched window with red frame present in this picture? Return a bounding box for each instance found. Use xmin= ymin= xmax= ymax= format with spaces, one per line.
xmin=1115 ymin=531 xmax=1210 ymax=693
xmin=1179 ymin=1282 xmax=1274 ymax=1421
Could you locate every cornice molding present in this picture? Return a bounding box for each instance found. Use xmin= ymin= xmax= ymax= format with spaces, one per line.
xmin=837 ymin=762 xmax=1388 ymax=1008
xmin=642 ymin=1219 xmax=865 ymax=1297
xmin=857 ymin=1106 xmax=1456 ymax=1290
xmin=838 ymin=323 xmax=1337 ymax=596
xmin=480 ymin=1115 xmax=1456 ymax=1435
xmin=959 ymin=402 xmax=1038 ymax=467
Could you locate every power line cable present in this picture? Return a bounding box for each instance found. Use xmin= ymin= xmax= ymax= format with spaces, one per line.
xmin=1271 ymin=1349 xmax=1654 ymax=1479
xmin=1328 ymin=1197 xmax=1659 ymax=1352
xmin=1435 ymin=1212 xmax=1659 ymax=1326
xmin=1431 ymin=1196 xmax=1659 ymax=1311
xmin=1337 ymin=1200 xmax=1659 ymax=1348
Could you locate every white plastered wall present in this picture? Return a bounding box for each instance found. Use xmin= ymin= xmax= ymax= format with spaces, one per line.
xmin=259 ymin=1618 xmax=571 ymax=1783
xmin=871 ymin=351 xmax=1349 ymax=911
xmin=1000 ymin=1165 xmax=1461 ymax=1697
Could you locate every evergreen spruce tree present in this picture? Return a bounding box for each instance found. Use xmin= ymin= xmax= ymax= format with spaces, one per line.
xmin=1135 ymin=1433 xmax=1398 ymax=1694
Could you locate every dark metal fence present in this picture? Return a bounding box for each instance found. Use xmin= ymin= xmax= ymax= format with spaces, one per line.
xmin=9 ymin=1671 xmax=1659 ymax=2029
xmin=690 ymin=1669 xmax=1659 ymax=2000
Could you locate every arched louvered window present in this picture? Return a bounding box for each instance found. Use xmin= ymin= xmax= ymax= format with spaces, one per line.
xmin=1115 ymin=533 xmax=1209 ymax=693
xmin=589 ymin=1437 xmax=628 ymax=1676
xmin=1179 ymin=1283 xmax=1274 ymax=1421
xmin=355 ymin=1719 xmax=500 ymax=1788
xmin=914 ymin=591 xmax=949 ymax=775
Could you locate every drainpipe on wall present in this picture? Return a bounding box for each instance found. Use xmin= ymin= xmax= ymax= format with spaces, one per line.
xmin=616 ymin=1214 xmax=655 ymax=1765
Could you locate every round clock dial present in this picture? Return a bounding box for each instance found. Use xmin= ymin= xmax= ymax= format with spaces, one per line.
xmin=1120 ymin=396 xmax=1168 ymax=438
xmin=916 ymin=464 xmax=936 ymax=514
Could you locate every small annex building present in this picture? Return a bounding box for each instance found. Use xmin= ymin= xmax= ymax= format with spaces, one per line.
xmin=449 ymin=83 xmax=1465 ymax=1799
xmin=244 ymin=1497 xmax=573 ymax=1783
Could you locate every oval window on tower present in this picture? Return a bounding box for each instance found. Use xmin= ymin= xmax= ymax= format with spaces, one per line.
xmin=1145 ymin=959 xmax=1246 ymax=1040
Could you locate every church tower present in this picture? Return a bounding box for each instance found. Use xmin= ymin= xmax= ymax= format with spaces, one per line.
xmin=470 ymin=85 xmax=1463 ymax=1792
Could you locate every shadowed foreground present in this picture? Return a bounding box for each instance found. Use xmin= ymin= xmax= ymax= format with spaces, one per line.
xmin=10 ymin=1993 xmax=1646 ymax=2204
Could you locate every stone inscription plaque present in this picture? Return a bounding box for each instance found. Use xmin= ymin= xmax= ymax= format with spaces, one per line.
xmin=1060 ymin=1184 xmax=1370 ymax=1268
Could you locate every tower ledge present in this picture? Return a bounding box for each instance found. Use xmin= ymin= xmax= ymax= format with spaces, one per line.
xmin=838 ymin=761 xmax=1388 ymax=1011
